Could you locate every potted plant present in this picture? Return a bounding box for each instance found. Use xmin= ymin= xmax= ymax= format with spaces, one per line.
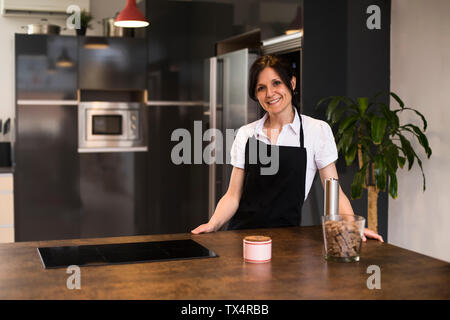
xmin=317 ymin=92 xmax=432 ymax=233
xmin=76 ymin=10 xmax=93 ymax=36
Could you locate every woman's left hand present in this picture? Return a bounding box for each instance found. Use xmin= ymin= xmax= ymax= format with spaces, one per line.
xmin=363 ymin=228 xmax=384 ymax=242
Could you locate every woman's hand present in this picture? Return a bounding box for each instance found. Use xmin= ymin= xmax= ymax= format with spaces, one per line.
xmin=191 ymin=222 xmax=216 ymax=234
xmin=363 ymin=228 xmax=384 ymax=242
xmin=192 ymin=167 xmax=245 ymax=235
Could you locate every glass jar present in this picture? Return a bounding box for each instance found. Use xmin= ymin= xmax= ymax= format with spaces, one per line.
xmin=322 ymin=214 xmax=365 ymax=262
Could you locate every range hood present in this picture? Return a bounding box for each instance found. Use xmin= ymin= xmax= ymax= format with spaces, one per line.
xmin=261 ymin=31 xmax=303 ymax=55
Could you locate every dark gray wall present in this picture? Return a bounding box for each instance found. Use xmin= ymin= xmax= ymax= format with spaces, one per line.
xmin=302 ymin=0 xmax=391 ymax=241
xmin=145 ymin=0 xmax=303 ymax=101
xmin=301 ymin=0 xmax=348 ymax=227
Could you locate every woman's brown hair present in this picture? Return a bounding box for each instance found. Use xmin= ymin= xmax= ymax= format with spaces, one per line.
xmin=248 ymin=55 xmax=300 ymax=114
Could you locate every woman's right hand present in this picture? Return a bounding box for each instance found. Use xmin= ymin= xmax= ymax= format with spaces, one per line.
xmin=191 ymin=167 xmax=245 ymax=235
xmin=191 ymin=222 xmax=216 ymax=234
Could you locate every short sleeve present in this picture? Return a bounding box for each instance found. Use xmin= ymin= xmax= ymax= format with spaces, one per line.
xmin=230 ymin=127 xmax=247 ymax=169
xmin=314 ymin=121 xmax=338 ymax=170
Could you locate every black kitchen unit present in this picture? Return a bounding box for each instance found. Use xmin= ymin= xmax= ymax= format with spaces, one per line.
xmin=14 ymin=34 xmax=209 ymax=242
xmin=78 ymin=36 xmax=147 ymax=90
xmin=77 ymin=36 xmax=149 ymax=239
xmin=15 ymin=35 xmax=81 ymax=241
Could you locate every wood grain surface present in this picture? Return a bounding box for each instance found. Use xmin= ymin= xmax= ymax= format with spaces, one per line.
xmin=0 ymin=226 xmax=448 ymax=299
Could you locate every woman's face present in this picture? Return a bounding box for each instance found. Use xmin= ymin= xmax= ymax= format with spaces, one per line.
xmin=255 ymin=67 xmax=296 ymax=115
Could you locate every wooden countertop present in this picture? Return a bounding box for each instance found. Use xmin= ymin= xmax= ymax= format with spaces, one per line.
xmin=0 ymin=226 xmax=448 ymax=299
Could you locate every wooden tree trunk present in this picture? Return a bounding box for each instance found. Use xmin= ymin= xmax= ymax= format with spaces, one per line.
xmin=367 ymin=185 xmax=379 ymax=233
xmin=358 ymin=144 xmax=379 ymax=233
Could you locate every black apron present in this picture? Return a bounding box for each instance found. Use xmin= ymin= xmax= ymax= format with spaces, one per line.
xmin=228 ymin=116 xmax=307 ymax=230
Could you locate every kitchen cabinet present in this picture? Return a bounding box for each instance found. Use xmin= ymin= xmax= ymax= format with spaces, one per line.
xmin=79 ymin=151 xmax=148 ymax=239
xmin=15 ymin=34 xmax=78 ymax=100
xmin=15 ymin=34 xmax=81 ymax=242
xmin=15 ymin=34 xmax=147 ymax=93
xmin=78 ymin=37 xmax=147 ymax=90
xmin=14 ymin=105 xmax=81 ymax=241
xmin=14 ymin=34 xmax=170 ymax=241
xmin=0 ymin=173 xmax=14 ymax=243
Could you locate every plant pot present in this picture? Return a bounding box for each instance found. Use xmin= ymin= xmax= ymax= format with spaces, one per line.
xmin=76 ymin=26 xmax=87 ymax=36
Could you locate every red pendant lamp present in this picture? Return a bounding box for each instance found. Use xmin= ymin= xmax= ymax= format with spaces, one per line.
xmin=114 ymin=0 xmax=149 ymax=28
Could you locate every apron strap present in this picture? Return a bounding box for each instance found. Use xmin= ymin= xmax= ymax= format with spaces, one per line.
xmin=299 ymin=114 xmax=304 ymax=148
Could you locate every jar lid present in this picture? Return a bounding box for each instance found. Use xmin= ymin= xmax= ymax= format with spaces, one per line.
xmin=244 ymin=235 xmax=271 ymax=242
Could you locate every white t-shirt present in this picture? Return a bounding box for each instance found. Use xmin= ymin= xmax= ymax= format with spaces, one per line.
xmin=230 ymin=108 xmax=338 ymax=200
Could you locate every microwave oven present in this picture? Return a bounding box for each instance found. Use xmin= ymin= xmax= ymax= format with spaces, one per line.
xmin=78 ymin=102 xmax=147 ymax=153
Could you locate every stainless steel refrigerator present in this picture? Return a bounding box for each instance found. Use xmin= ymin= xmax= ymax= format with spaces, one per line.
xmin=206 ymin=48 xmax=259 ymax=220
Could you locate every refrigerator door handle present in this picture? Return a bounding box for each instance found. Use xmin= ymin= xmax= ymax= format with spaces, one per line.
xmin=208 ymin=57 xmax=217 ymax=218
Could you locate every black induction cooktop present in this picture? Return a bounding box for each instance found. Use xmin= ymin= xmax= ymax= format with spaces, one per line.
xmin=37 ymin=239 xmax=218 ymax=269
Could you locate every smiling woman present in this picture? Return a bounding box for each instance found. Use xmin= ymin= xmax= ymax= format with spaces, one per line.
xmin=249 ymin=55 xmax=299 ymax=116
xmin=191 ymin=55 xmax=382 ymax=242
xmin=255 ymin=68 xmax=295 ymax=116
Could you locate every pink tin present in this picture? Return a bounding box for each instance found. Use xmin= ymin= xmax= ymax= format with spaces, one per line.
xmin=243 ymin=236 xmax=272 ymax=263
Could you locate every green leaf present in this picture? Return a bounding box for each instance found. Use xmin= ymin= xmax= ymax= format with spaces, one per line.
xmin=351 ymin=164 xmax=367 ymax=199
xmin=341 ymin=96 xmax=357 ymax=106
xmin=388 ymin=173 xmax=398 ymax=199
xmin=399 ymin=134 xmax=415 ymax=170
xmin=418 ymin=133 xmax=432 ymax=158
xmin=345 ymin=143 xmax=358 ymax=166
xmin=374 ymin=155 xmax=387 ymax=191
xmin=402 ymin=124 xmax=432 ymax=158
xmin=390 ymin=92 xmax=405 ymax=108
xmin=325 ymin=97 xmax=340 ymax=122
xmin=371 ymin=116 xmax=387 ymax=144
xmin=341 ymin=127 xmax=354 ymax=153
xmin=385 ymin=143 xmax=399 ymax=172
xmin=370 ymin=91 xmax=383 ymax=103
xmin=394 ymin=107 xmax=428 ymax=131
xmin=331 ymin=106 xmax=348 ymax=126
xmin=379 ymin=103 xmax=400 ymax=132
xmin=337 ymin=131 xmax=353 ymax=154
xmin=317 ymin=96 xmax=332 ymax=107
xmin=398 ymin=156 xmax=406 ymax=168
xmin=337 ymin=130 xmax=352 ymax=153
xmin=408 ymin=108 xmax=428 ymax=131
xmin=356 ymin=97 xmax=369 ymax=116
xmin=417 ymin=157 xmax=427 ymax=192
xmin=406 ymin=142 xmax=427 ymax=192
xmin=338 ymin=115 xmax=358 ymax=135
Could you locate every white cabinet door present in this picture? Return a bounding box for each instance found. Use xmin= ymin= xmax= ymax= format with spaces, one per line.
xmin=0 ymin=174 xmax=14 ymax=243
